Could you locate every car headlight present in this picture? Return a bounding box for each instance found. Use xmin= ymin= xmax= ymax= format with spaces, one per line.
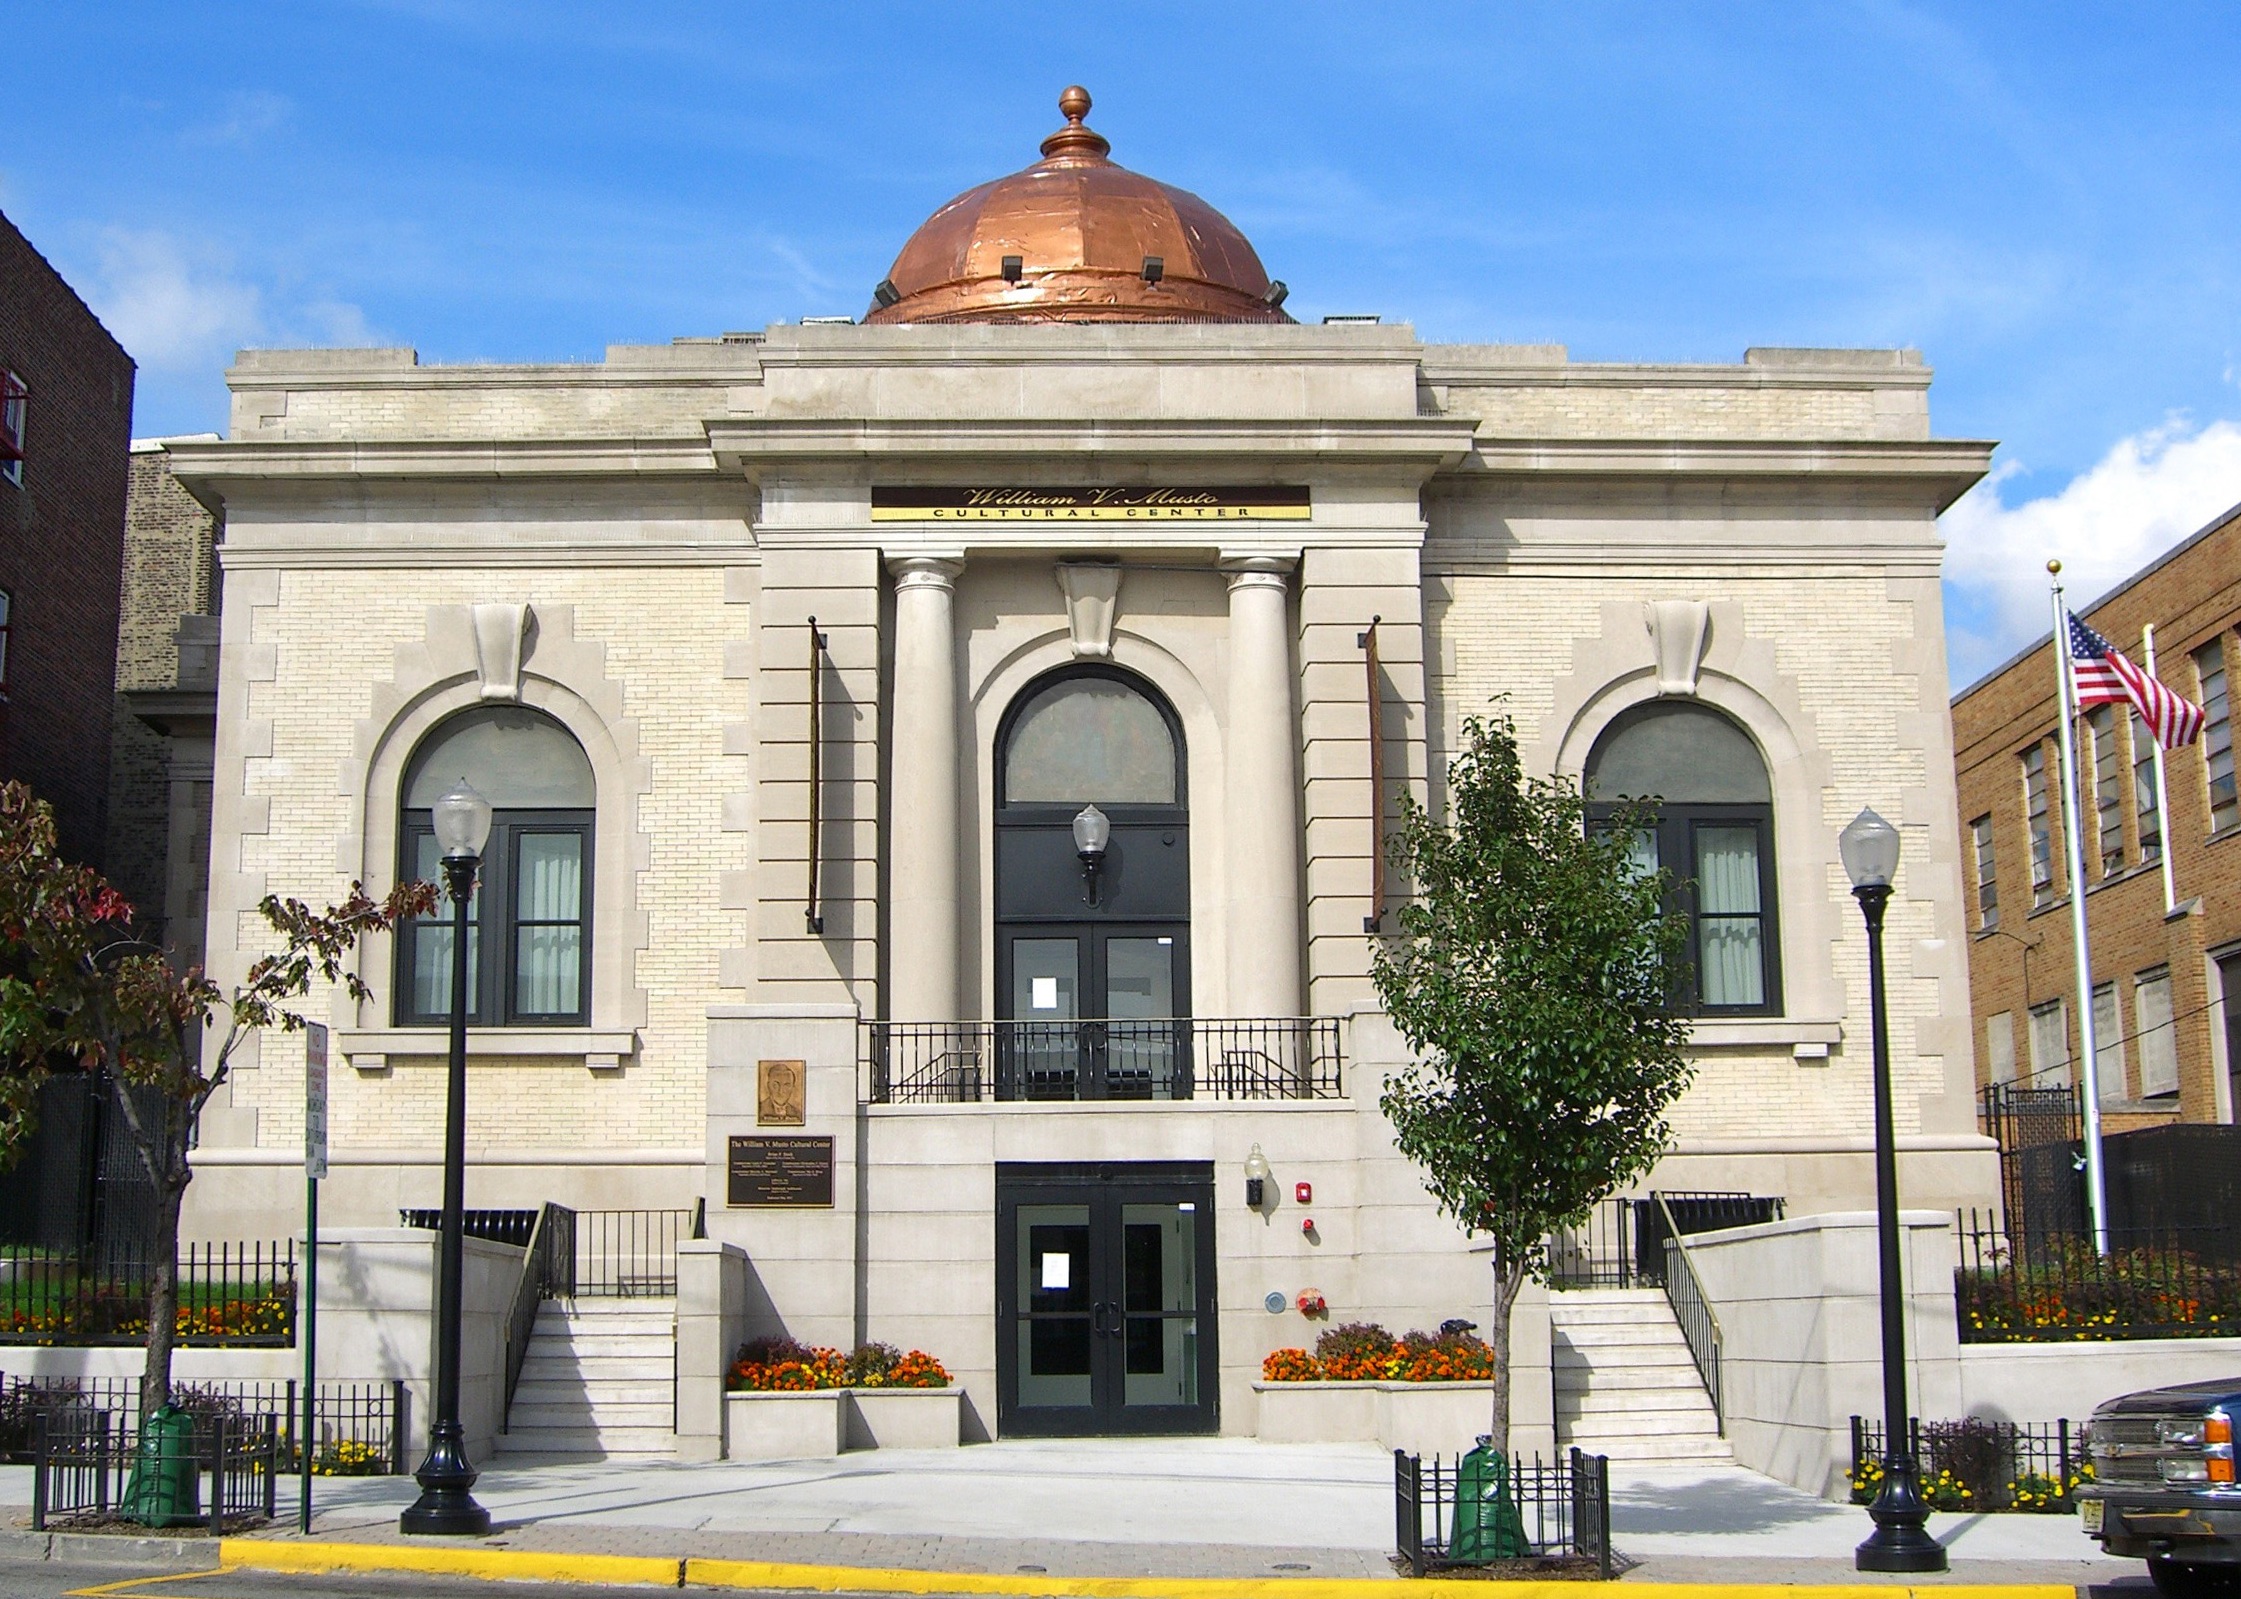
xmin=2160 ymin=1420 xmax=2208 ymax=1446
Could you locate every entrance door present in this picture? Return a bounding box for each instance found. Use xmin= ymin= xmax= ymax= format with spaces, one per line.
xmin=996 ymin=1162 xmax=1218 ymax=1437
xmin=999 ymin=927 xmax=1188 ymax=1097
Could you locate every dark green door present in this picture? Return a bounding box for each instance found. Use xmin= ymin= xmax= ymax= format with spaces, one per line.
xmin=995 ymin=1162 xmax=1217 ymax=1436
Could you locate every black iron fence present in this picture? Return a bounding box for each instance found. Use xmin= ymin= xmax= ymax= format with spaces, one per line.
xmin=1395 ymin=1447 xmax=1612 ymax=1577
xmin=0 ymin=1375 xmax=406 ymax=1474
xmin=0 ymin=1240 xmax=296 ymax=1346
xmin=1550 ymin=1192 xmax=1784 ymax=1290
xmin=397 ymin=1208 xmax=541 ymax=1247
xmin=1655 ymin=1197 xmax=1725 ymax=1433
xmin=1956 ymin=1208 xmax=2241 ymax=1341
xmin=1852 ymin=1416 xmax=2087 ymax=1512
xmin=863 ymin=1017 xmax=1344 ymax=1104
xmin=31 ymin=1407 xmax=284 ymax=1532
xmin=576 ymin=1205 xmax=699 ymax=1297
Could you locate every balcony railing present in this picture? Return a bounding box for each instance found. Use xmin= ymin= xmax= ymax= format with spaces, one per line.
xmin=862 ymin=1017 xmax=1343 ymax=1104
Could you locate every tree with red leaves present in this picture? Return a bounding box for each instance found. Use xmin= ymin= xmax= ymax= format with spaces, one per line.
xmin=0 ymin=781 xmax=434 ymax=1415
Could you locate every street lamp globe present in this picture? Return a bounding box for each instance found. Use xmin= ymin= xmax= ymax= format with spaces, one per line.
xmin=431 ymin=781 xmax=494 ymax=863
xmin=1072 ymin=803 xmax=1111 ymax=860
xmin=1839 ymin=808 xmax=1901 ymax=891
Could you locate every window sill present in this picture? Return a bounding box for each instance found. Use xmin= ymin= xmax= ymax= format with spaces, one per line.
xmin=1687 ymin=1018 xmax=1842 ymax=1059
xmin=337 ymin=1027 xmax=638 ymax=1073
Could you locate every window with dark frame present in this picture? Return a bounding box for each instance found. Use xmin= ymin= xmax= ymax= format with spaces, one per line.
xmin=0 ymin=588 xmax=12 ymax=692
xmin=393 ymin=706 xmax=595 ymax=1027
xmin=1586 ymin=701 xmax=1781 ymax=1018
xmin=0 ymin=371 xmax=23 ymax=488
xmin=2199 ymin=637 xmax=2236 ymax=835
xmin=2022 ymin=742 xmax=2056 ymax=907
xmin=2087 ymin=704 xmax=2124 ymax=878
xmin=2131 ymin=707 xmax=2162 ymax=863
xmin=1969 ymin=813 xmax=1998 ymax=931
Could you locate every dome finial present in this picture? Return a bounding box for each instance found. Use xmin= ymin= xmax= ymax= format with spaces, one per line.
xmin=1040 ymin=84 xmax=1111 ymax=162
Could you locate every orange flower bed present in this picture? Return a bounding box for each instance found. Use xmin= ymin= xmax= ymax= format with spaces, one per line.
xmin=1261 ymin=1322 xmax=1497 ymax=1383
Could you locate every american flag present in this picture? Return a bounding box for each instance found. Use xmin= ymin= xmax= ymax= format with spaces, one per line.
xmin=2067 ymin=612 xmax=2205 ymax=749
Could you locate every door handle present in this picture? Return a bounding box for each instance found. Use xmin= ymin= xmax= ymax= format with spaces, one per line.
xmin=1093 ymin=1301 xmax=1122 ymax=1336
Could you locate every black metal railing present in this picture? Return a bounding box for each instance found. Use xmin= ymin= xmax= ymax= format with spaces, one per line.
xmin=1656 ymin=1194 xmax=1725 ymax=1433
xmin=1395 ymin=1446 xmax=1612 ymax=1578
xmin=504 ymin=1202 xmax=574 ymax=1424
xmin=863 ymin=1017 xmax=1344 ymax=1104
xmin=1956 ymin=1208 xmax=2241 ymax=1341
xmin=397 ymin=1208 xmax=543 ymax=1247
xmin=0 ymin=1375 xmax=406 ymax=1474
xmin=32 ymin=1407 xmax=284 ymax=1532
xmin=0 ymin=1241 xmax=297 ymax=1346
xmin=1852 ymin=1416 xmax=2086 ymax=1511
xmin=1550 ymin=1192 xmax=1783 ymax=1290
xmin=575 ymin=1206 xmax=697 ymax=1297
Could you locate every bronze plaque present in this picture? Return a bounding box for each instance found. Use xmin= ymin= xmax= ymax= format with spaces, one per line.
xmin=871 ymin=485 xmax=1309 ymax=522
xmin=727 ymin=1135 xmax=834 ymax=1208
xmin=757 ymin=1059 xmax=806 ymax=1126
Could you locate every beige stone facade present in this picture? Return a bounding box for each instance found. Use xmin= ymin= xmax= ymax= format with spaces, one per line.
xmin=166 ymin=321 xmax=1996 ymax=1443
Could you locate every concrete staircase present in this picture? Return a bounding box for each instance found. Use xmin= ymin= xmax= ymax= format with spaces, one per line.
xmin=493 ymin=1297 xmax=677 ymax=1459
xmin=1550 ymin=1287 xmax=1732 ymax=1464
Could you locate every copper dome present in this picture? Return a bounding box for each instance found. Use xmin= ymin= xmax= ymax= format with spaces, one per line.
xmin=863 ymin=87 xmax=1291 ymax=326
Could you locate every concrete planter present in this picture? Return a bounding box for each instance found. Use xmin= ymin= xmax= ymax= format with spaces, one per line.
xmin=1254 ymin=1380 xmax=1498 ymax=1454
xmin=847 ymin=1387 xmax=961 ymax=1450
xmin=725 ymin=1389 xmax=847 ymax=1459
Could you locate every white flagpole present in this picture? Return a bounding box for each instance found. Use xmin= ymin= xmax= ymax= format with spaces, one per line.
xmin=2049 ymin=562 xmax=2111 ymax=1255
xmin=2143 ymin=624 xmax=2179 ymax=914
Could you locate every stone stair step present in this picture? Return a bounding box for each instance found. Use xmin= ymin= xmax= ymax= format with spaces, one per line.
xmin=492 ymin=1426 xmax=675 ymax=1455
xmin=1575 ymin=1438 xmax=1735 ymax=1464
xmin=1555 ymin=1365 xmax=1708 ymax=1394
xmin=1557 ymin=1405 xmax=1723 ymax=1436
xmin=1560 ymin=1391 xmax=1721 ymax=1422
xmin=508 ymin=1401 xmax=673 ymax=1428
xmin=512 ymin=1379 xmax=672 ymax=1404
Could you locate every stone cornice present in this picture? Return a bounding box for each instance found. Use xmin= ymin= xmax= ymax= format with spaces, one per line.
xmin=707 ymin=417 xmax=1478 ymax=473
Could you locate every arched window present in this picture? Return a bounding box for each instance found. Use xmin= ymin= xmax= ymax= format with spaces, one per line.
xmin=394 ymin=706 xmax=595 ymax=1026
xmin=1587 ymin=701 xmax=1779 ymax=1016
xmin=993 ymin=668 xmax=1190 ymax=1098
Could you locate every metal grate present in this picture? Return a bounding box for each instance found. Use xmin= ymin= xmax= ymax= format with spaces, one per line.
xmin=1394 ymin=1447 xmax=1613 ymax=1578
xmin=864 ymin=1017 xmax=1343 ymax=1104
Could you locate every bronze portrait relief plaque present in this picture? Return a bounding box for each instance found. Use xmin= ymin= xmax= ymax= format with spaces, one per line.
xmin=757 ymin=1059 xmax=806 ymax=1126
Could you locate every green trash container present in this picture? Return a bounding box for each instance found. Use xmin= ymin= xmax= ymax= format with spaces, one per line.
xmin=1447 ymin=1439 xmax=1530 ymax=1563
xmin=121 ymin=1405 xmax=201 ymax=1529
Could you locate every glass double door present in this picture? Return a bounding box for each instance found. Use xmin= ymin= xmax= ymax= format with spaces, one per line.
xmin=999 ymin=925 xmax=1188 ymax=1099
xmin=997 ymin=1163 xmax=1218 ymax=1436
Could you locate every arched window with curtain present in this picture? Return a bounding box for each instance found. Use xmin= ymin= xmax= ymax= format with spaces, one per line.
xmin=393 ymin=705 xmax=596 ymax=1026
xmin=1586 ymin=701 xmax=1780 ymax=1016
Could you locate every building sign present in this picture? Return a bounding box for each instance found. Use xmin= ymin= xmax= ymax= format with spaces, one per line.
xmin=727 ymin=1135 xmax=835 ymax=1208
xmin=872 ymin=486 xmax=1310 ymax=522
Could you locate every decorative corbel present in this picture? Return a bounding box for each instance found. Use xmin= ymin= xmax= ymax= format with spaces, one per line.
xmin=1644 ymin=600 xmax=1711 ymax=696
xmin=1055 ymin=564 xmax=1123 ymax=659
xmin=471 ymin=602 xmax=532 ymax=701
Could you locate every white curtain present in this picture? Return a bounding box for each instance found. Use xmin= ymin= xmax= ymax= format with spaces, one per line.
xmin=1694 ymin=826 xmax=1763 ymax=1007
xmin=411 ymin=833 xmax=477 ymax=1014
xmin=513 ymin=834 xmax=582 ymax=1015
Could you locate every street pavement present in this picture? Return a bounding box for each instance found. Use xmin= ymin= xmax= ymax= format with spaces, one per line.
xmin=0 ymin=1441 xmax=2154 ymax=1589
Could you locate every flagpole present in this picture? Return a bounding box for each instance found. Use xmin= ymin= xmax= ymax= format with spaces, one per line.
xmin=2049 ymin=561 xmax=2111 ymax=1256
xmin=2143 ymin=624 xmax=2179 ymax=914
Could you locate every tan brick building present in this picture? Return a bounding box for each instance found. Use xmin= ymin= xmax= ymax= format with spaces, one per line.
xmin=1952 ymin=502 xmax=2241 ymax=1129
xmin=162 ymin=88 xmax=2000 ymax=1459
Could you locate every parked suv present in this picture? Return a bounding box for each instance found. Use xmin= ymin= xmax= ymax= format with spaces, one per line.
xmin=2082 ymin=1378 xmax=2241 ymax=1595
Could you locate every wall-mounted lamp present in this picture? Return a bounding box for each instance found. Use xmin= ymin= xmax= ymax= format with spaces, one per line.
xmin=1243 ymin=1144 xmax=1271 ymax=1211
xmin=1001 ymin=254 xmax=1024 ymax=284
xmin=1141 ymin=255 xmax=1164 ymax=285
xmin=872 ymin=279 xmax=901 ymax=309
xmin=1073 ymin=803 xmax=1110 ymax=906
xmin=1262 ymin=280 xmax=1289 ymax=310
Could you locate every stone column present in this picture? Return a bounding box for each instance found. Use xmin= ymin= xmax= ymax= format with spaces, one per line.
xmin=1223 ymin=555 xmax=1305 ymax=1018
xmin=887 ymin=556 xmax=964 ymax=1022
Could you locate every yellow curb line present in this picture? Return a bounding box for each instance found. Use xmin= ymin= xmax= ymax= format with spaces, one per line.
xmin=219 ymin=1543 xmax=2082 ymax=1599
xmin=219 ymin=1538 xmax=681 ymax=1587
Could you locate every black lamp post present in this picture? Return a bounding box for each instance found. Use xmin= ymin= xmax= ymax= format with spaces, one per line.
xmin=401 ymin=779 xmax=493 ymax=1537
xmin=1840 ymin=807 xmax=1946 ymax=1574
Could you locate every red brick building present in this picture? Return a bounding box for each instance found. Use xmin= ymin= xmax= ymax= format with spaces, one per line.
xmin=1952 ymin=502 xmax=2241 ymax=1130
xmin=0 ymin=210 xmax=136 ymax=866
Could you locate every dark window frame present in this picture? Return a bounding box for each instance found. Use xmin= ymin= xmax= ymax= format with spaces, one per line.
xmin=393 ymin=808 xmax=594 ymax=1026
xmin=0 ymin=370 xmax=24 ymax=488
xmin=1591 ymin=800 xmax=1782 ymax=1019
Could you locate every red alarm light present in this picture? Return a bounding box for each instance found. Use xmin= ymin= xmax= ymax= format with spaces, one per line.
xmin=1295 ymin=1181 xmax=1312 ymax=1205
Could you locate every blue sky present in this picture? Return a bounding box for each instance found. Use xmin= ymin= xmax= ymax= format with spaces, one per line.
xmin=8 ymin=3 xmax=2240 ymax=686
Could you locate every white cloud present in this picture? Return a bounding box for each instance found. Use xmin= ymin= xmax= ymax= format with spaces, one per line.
xmin=1942 ymin=416 xmax=2241 ymax=683
xmin=85 ymin=229 xmax=263 ymax=371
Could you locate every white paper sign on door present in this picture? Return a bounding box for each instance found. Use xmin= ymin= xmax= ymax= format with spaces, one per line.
xmin=1031 ymin=977 xmax=1059 ymax=1010
xmin=1040 ymin=1252 xmax=1071 ymax=1290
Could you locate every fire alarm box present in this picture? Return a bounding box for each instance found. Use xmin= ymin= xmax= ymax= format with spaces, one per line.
xmin=1295 ymin=1181 xmax=1312 ymax=1205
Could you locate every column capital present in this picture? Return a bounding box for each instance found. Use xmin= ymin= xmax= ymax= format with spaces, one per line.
xmin=1219 ymin=550 xmax=1297 ymax=591
xmin=886 ymin=552 xmax=965 ymax=591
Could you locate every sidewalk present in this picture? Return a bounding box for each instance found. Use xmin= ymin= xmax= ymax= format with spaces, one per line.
xmin=0 ymin=1443 xmax=2144 ymax=1587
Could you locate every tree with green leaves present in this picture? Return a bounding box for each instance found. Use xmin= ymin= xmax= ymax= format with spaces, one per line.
xmin=1373 ymin=714 xmax=1694 ymax=1457
xmin=0 ymin=781 xmax=433 ymax=1416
